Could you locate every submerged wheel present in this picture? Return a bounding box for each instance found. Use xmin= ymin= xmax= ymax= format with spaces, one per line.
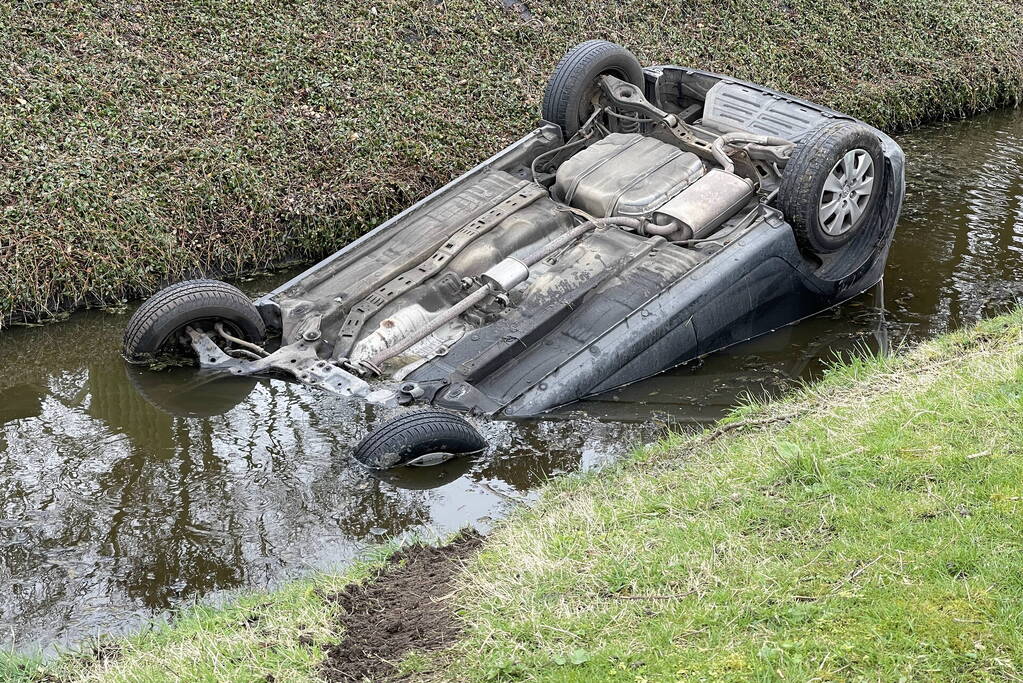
xmin=777 ymin=121 xmax=884 ymax=255
xmin=542 ymin=40 xmax=644 ymax=138
xmin=353 ymin=409 xmax=488 ymax=470
xmin=122 ymin=279 xmax=265 ymax=364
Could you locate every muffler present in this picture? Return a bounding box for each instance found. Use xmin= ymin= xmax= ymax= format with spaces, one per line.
xmin=653 ymin=169 xmax=755 ymax=239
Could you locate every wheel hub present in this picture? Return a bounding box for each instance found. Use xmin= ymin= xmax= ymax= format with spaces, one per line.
xmin=818 ymin=148 xmax=875 ymax=236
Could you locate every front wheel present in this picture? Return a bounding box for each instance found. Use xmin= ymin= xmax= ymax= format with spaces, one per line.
xmin=777 ymin=121 xmax=884 ymax=255
xmin=353 ymin=409 xmax=488 ymax=469
xmin=122 ymin=279 xmax=265 ymax=364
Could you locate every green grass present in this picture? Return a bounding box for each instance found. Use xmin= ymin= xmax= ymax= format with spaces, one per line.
xmin=3 ymin=552 xmax=392 ymax=683
xmin=1 ymin=652 xmax=42 ymax=683
xmin=3 ymin=0 xmax=1023 ymax=323
xmin=436 ymin=310 xmax=1023 ymax=680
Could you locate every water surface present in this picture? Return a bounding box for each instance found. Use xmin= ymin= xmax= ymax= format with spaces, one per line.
xmin=2 ymin=107 xmax=1022 ymax=653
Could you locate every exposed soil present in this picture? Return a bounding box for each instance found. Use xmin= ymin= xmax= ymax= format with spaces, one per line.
xmin=320 ymin=530 xmax=484 ymax=681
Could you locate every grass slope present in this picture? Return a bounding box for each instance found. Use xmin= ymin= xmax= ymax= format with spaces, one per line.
xmin=435 ymin=310 xmax=1023 ymax=680
xmin=4 ymin=557 xmax=387 ymax=683
xmin=3 ymin=0 xmax=1023 ymax=323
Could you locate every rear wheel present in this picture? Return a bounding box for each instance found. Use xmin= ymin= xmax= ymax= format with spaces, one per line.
xmin=122 ymin=279 xmax=265 ymax=364
xmin=353 ymin=409 xmax=488 ymax=469
xmin=542 ymin=40 xmax=644 ymax=138
xmin=777 ymin=121 xmax=884 ymax=255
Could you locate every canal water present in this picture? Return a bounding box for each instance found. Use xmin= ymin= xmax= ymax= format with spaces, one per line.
xmin=2 ymin=107 xmax=1022 ymax=654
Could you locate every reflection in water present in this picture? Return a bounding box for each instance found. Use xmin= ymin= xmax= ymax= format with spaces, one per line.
xmin=2 ymin=107 xmax=1022 ymax=654
xmin=0 ymin=311 xmax=651 ymax=653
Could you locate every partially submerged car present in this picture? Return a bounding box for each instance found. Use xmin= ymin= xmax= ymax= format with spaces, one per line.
xmin=124 ymin=41 xmax=905 ymax=467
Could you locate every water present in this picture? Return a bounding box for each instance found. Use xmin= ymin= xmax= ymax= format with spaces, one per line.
xmin=2 ymin=107 xmax=1022 ymax=654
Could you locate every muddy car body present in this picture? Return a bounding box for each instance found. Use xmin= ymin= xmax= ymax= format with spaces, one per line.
xmin=124 ymin=42 xmax=904 ymax=464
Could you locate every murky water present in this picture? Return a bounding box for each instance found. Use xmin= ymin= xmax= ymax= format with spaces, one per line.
xmin=3 ymin=108 xmax=1022 ymax=654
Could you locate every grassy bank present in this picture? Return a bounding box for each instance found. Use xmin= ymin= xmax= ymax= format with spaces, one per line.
xmin=7 ymin=311 xmax=1023 ymax=680
xmin=4 ymin=555 xmax=388 ymax=682
xmin=3 ymin=0 xmax=1023 ymax=324
xmin=435 ymin=310 xmax=1023 ymax=680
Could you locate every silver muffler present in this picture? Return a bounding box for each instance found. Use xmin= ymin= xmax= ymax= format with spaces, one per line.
xmin=653 ymin=169 xmax=755 ymax=239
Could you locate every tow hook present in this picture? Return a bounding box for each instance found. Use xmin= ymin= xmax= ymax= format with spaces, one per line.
xmin=397 ymin=382 xmax=425 ymax=405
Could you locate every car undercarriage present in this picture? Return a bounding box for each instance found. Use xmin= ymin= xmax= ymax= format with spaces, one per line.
xmin=123 ymin=41 xmax=905 ymax=467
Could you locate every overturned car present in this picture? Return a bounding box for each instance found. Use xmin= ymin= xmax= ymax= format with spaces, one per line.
xmin=124 ymin=41 xmax=905 ymax=467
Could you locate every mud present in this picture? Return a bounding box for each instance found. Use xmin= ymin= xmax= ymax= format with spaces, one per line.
xmin=320 ymin=531 xmax=483 ymax=681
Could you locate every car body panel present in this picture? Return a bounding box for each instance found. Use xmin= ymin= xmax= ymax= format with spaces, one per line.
xmin=254 ymin=65 xmax=905 ymax=417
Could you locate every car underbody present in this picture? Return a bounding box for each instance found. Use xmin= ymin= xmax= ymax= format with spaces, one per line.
xmin=124 ymin=43 xmax=905 ymax=465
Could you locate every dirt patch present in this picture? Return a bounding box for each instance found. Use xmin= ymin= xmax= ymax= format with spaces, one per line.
xmin=320 ymin=530 xmax=484 ymax=681
xmin=495 ymin=0 xmax=535 ymax=22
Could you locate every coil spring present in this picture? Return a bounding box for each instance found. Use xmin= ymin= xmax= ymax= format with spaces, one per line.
xmin=618 ymin=118 xmax=640 ymax=134
xmin=606 ymin=108 xmax=644 ymax=134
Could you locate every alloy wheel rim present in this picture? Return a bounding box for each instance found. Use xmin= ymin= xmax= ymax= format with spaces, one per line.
xmin=818 ymin=149 xmax=875 ymax=236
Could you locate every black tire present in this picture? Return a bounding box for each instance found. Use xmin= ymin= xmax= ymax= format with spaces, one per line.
xmin=777 ymin=121 xmax=884 ymax=255
xmin=122 ymin=279 xmax=265 ymax=363
xmin=353 ymin=409 xmax=488 ymax=469
xmin=542 ymin=40 xmax=644 ymax=138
